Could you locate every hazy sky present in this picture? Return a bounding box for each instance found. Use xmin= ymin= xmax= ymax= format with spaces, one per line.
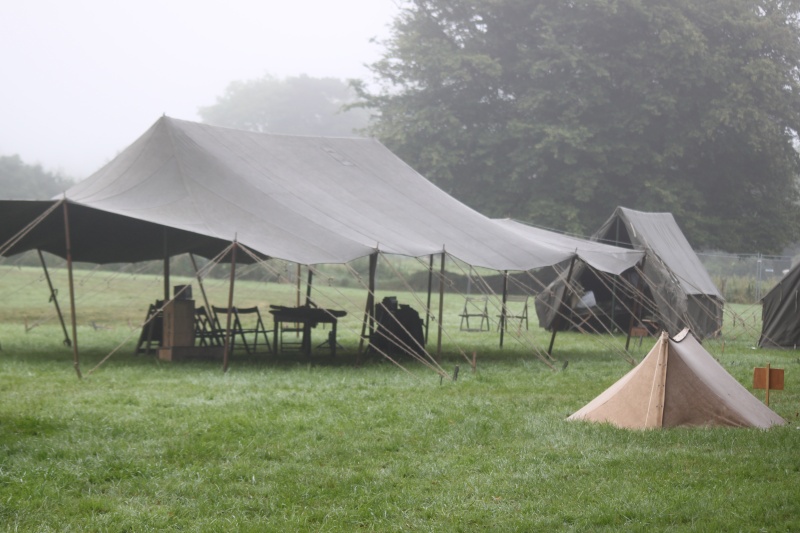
xmin=0 ymin=0 xmax=400 ymax=179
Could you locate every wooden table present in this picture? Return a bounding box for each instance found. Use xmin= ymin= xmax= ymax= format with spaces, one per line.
xmin=269 ymin=305 xmax=347 ymax=356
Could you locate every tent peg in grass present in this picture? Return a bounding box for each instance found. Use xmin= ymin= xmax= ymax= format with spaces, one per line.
xmin=453 ymin=365 xmax=460 ymax=382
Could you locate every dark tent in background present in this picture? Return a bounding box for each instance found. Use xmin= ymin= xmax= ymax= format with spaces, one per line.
xmin=536 ymin=207 xmax=723 ymax=339
xmin=569 ymin=329 xmax=785 ymax=429
xmin=759 ymin=262 xmax=800 ymax=348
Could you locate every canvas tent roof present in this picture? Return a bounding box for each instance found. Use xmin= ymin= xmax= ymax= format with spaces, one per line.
xmin=1 ymin=117 xmax=643 ymax=275
xmin=568 ymin=329 xmax=785 ymax=429
xmin=493 ymin=219 xmax=644 ymax=275
xmin=595 ymin=207 xmax=721 ymax=298
xmin=759 ymin=262 xmax=800 ymax=348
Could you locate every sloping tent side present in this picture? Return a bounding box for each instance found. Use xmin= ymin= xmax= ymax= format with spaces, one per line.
xmin=759 ymin=262 xmax=800 ymax=348
xmin=569 ymin=329 xmax=785 ymax=429
xmin=567 ymin=332 xmax=670 ymax=428
xmin=662 ymin=331 xmax=785 ymax=428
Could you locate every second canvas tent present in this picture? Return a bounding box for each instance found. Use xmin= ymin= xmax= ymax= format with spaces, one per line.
xmin=568 ymin=329 xmax=784 ymax=429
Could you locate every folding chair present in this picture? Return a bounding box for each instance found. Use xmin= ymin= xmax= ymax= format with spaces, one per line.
xmin=194 ymin=307 xmax=223 ymax=347
xmin=497 ymin=295 xmax=529 ymax=332
xmin=459 ymin=296 xmax=490 ymax=331
xmin=212 ymin=305 xmax=272 ymax=354
xmin=135 ymin=300 xmax=163 ymax=355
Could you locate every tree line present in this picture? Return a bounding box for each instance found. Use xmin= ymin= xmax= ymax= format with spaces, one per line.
xmin=6 ymin=0 xmax=799 ymax=255
xmin=0 ymin=155 xmax=73 ymax=200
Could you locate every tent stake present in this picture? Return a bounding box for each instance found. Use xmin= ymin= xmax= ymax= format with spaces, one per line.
xmin=37 ymin=249 xmax=71 ymax=347
xmin=62 ymin=201 xmax=81 ymax=379
xmin=222 ymin=241 xmax=238 ymax=373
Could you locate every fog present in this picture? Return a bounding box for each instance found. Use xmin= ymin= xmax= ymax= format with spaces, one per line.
xmin=0 ymin=0 xmax=398 ymax=179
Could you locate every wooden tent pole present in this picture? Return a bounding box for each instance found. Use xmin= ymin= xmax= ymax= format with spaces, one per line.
xmin=37 ymin=249 xmax=71 ymax=347
xmin=547 ymin=256 xmax=577 ymax=356
xmin=425 ymin=254 xmax=434 ymax=344
xmin=62 ymin=201 xmax=82 ymax=379
xmin=189 ymin=253 xmax=213 ymax=318
xmin=625 ymin=256 xmax=648 ymax=351
xmin=296 ymin=264 xmax=302 ymax=307
xmin=499 ymin=271 xmax=509 ymax=348
xmin=358 ymin=252 xmax=378 ymax=355
xmin=163 ymin=228 xmax=170 ymax=302
xmin=222 ymin=241 xmax=237 ymax=373
xmin=436 ymin=252 xmax=445 ymax=359
xmin=305 ymin=266 xmax=314 ymax=306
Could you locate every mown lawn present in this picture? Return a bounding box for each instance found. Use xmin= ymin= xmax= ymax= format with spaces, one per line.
xmin=0 ymin=264 xmax=798 ymax=531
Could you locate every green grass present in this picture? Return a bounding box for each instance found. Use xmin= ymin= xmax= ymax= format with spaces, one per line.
xmin=1 ymin=264 xmax=799 ymax=531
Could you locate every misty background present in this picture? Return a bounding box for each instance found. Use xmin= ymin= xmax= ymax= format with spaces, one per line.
xmin=0 ymin=0 xmax=398 ymax=179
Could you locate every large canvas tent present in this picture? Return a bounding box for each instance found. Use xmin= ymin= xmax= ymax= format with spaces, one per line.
xmin=759 ymin=262 xmax=800 ymax=348
xmin=536 ymin=207 xmax=723 ymax=339
xmin=1 ymin=117 xmax=646 ymax=370
xmin=568 ymin=329 xmax=785 ymax=429
xmin=1 ymin=117 xmax=644 ymax=272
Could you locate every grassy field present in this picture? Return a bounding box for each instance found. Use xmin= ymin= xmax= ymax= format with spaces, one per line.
xmin=0 ymin=263 xmax=798 ymax=531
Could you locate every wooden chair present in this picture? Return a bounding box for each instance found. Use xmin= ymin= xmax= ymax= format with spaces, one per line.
xmin=497 ymin=295 xmax=529 ymax=332
xmin=135 ymin=300 xmax=163 ymax=355
xmin=194 ymin=307 xmax=223 ymax=347
xmin=212 ymin=305 xmax=272 ymax=354
xmin=459 ymin=296 xmax=490 ymax=331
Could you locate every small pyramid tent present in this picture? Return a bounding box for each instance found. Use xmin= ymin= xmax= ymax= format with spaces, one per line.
xmin=536 ymin=207 xmax=723 ymax=339
xmin=759 ymin=262 xmax=800 ymax=348
xmin=568 ymin=329 xmax=785 ymax=429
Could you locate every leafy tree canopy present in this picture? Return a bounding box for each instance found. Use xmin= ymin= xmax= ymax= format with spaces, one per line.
xmin=357 ymin=0 xmax=800 ymax=253
xmin=0 ymin=154 xmax=72 ymax=200
xmin=199 ymin=74 xmax=369 ymax=137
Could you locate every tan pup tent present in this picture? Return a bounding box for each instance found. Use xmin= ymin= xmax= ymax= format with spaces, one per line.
xmin=568 ymin=329 xmax=785 ymax=429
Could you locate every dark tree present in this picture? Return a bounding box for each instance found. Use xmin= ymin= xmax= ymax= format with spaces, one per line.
xmin=199 ymin=74 xmax=369 ymax=137
xmin=356 ymin=0 xmax=800 ymax=252
xmin=0 ymin=155 xmax=72 ymax=199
